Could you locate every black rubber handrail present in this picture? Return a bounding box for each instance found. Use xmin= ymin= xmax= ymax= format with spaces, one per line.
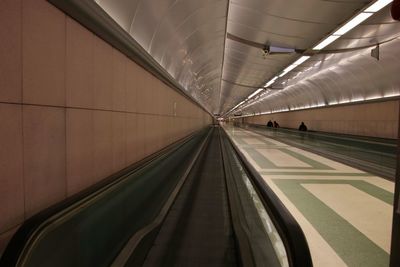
xmin=221 ymin=128 xmax=313 ymax=267
xmin=0 ymin=129 xmax=207 ymax=267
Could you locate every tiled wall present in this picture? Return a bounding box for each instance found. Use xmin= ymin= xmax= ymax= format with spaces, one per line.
xmin=243 ymin=100 xmax=399 ymax=139
xmin=0 ymin=0 xmax=211 ymax=254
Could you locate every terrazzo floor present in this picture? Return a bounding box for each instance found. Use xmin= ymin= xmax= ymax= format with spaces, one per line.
xmin=224 ymin=126 xmax=394 ymax=267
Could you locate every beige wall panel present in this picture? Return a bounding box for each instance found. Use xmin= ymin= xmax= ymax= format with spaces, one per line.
xmin=23 ymin=106 xmax=66 ymax=217
xmin=136 ymin=114 xmax=146 ymax=160
xmin=161 ymin=116 xmax=169 ymax=147
xmin=93 ymin=110 xmax=113 ymax=181
xmin=135 ymin=68 xmax=146 ymax=113
xmin=93 ymin=36 xmax=113 ymax=110
xmin=22 ymin=0 xmax=65 ymax=106
xmin=159 ymin=116 xmax=166 ymax=147
xmin=144 ymin=73 xmax=155 ymax=114
xmin=184 ymin=104 xmax=189 ymax=118
xmin=161 ymin=83 xmax=170 ymax=115
xmin=154 ymin=116 xmax=162 ymax=151
xmin=137 ymin=68 xmax=149 ymax=113
xmin=179 ymin=117 xmax=186 ymax=138
xmin=157 ymin=116 xmax=165 ymax=150
xmin=66 ymin=18 xmax=94 ymax=109
xmin=166 ymin=116 xmax=173 ymax=145
xmin=144 ymin=114 xmax=156 ymax=155
xmin=150 ymin=81 xmax=158 ymax=115
xmin=169 ymin=116 xmax=176 ymax=143
xmin=153 ymin=81 xmax=162 ymax=115
xmin=126 ymin=113 xmax=138 ymax=165
xmin=189 ymin=103 xmax=194 ymax=117
xmin=0 ymin=0 xmax=21 ymax=103
xmin=151 ymin=115 xmax=159 ymax=151
xmin=172 ymin=93 xmax=180 ymax=117
xmin=161 ymin=85 xmax=171 ymax=116
xmin=176 ymin=93 xmax=182 ymax=117
xmin=66 ymin=109 xmax=94 ymax=196
xmin=177 ymin=117 xmax=184 ymax=139
xmin=158 ymin=85 xmax=165 ymax=115
xmin=125 ymin=60 xmax=138 ymax=113
xmin=161 ymin=116 xmax=168 ymax=148
xmin=152 ymin=116 xmax=161 ymax=151
xmin=112 ymin=112 xmax=127 ymax=172
xmin=0 ymin=104 xmax=23 ymax=232
xmin=182 ymin=117 xmax=188 ymax=136
xmin=112 ymin=49 xmax=126 ymax=112
xmin=171 ymin=117 xmax=178 ymax=141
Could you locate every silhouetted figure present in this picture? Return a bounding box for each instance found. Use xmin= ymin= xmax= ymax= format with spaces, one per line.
xmin=267 ymin=120 xmax=273 ymax=127
xmin=298 ymin=122 xmax=307 ymax=131
xmin=273 ymin=121 xmax=279 ymax=128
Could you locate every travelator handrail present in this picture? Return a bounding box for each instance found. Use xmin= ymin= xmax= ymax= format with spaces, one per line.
xmin=220 ymin=127 xmax=313 ymax=267
xmin=0 ymin=128 xmax=210 ymax=267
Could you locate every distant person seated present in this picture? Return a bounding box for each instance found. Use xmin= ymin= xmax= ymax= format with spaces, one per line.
xmin=273 ymin=121 xmax=279 ymax=128
xmin=267 ymin=120 xmax=273 ymax=127
xmin=298 ymin=122 xmax=308 ymax=131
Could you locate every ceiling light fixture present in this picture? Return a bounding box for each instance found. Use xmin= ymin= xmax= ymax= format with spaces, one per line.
xmin=365 ymin=0 xmax=393 ymax=12
xmin=279 ymin=56 xmax=311 ymax=77
xmin=333 ymin=12 xmax=373 ymax=35
xmin=313 ymin=35 xmax=341 ymax=50
xmin=247 ymin=88 xmax=264 ymax=99
xmin=264 ymin=76 xmax=278 ymax=87
xmin=313 ymin=0 xmax=392 ymax=50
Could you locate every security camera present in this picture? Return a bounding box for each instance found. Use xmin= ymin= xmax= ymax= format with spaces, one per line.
xmin=262 ymin=46 xmax=270 ymax=59
xmin=262 ymin=46 xmax=270 ymax=54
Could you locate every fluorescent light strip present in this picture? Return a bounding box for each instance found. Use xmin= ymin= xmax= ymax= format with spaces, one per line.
xmin=264 ymin=76 xmax=278 ymax=87
xmin=247 ymin=88 xmax=264 ymax=99
xmin=313 ymin=0 xmax=387 ymax=51
xmin=365 ymin=0 xmax=393 ymax=12
xmin=384 ymin=92 xmax=400 ymax=98
xmin=279 ymin=56 xmax=311 ymax=77
xmin=231 ymin=100 xmax=245 ymax=111
xmin=313 ymin=35 xmax=341 ymax=50
xmin=278 ymin=70 xmax=289 ymax=78
xmin=282 ymin=64 xmax=298 ymax=73
xmin=333 ymin=12 xmax=373 ymax=35
xmin=293 ymin=56 xmax=311 ymax=65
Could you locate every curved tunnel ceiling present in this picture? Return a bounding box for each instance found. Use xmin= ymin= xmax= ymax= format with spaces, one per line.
xmin=94 ymin=0 xmax=400 ymax=115
xmin=95 ymin=0 xmax=228 ymax=113
xmin=241 ymin=37 xmax=400 ymax=116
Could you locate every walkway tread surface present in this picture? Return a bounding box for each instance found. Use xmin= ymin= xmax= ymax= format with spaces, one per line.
xmin=143 ymin=129 xmax=237 ymax=267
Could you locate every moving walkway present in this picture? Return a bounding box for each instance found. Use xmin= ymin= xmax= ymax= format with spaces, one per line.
xmin=0 ymin=126 xmax=312 ymax=267
xmin=246 ymin=124 xmax=397 ymax=180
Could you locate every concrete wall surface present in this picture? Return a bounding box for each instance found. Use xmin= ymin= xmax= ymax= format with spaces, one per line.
xmin=244 ymin=100 xmax=399 ymax=139
xmin=0 ymin=0 xmax=212 ymax=254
